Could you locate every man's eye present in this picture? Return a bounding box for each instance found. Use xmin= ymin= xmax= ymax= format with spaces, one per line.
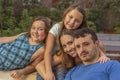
xmin=84 ymin=43 xmax=89 ymax=46
xmin=62 ymin=45 xmax=66 ymax=49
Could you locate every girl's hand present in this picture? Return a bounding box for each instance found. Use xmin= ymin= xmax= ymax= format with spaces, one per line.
xmin=98 ymin=55 xmax=110 ymax=63
xmin=10 ymin=69 xmax=24 ymax=79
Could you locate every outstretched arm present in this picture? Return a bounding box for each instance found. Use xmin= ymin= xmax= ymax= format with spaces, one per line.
xmin=10 ymin=55 xmax=43 ymax=79
xmin=0 ymin=32 xmax=27 ymax=43
xmin=10 ymin=46 xmax=44 ymax=79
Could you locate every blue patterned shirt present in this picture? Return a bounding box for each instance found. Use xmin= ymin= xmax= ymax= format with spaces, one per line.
xmin=0 ymin=34 xmax=44 ymax=70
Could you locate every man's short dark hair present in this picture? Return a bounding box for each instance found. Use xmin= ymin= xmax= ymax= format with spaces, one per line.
xmin=73 ymin=28 xmax=98 ymax=43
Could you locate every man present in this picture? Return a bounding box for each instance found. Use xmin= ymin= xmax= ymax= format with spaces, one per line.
xmin=65 ymin=28 xmax=120 ymax=80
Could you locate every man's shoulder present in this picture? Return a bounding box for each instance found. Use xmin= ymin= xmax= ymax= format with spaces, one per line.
xmin=69 ymin=64 xmax=83 ymax=72
xmin=104 ymin=60 xmax=120 ymax=64
xmin=100 ymin=60 xmax=120 ymax=68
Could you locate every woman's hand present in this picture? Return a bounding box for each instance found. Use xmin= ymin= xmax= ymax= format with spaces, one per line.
xmin=98 ymin=55 xmax=110 ymax=63
xmin=44 ymin=71 xmax=56 ymax=80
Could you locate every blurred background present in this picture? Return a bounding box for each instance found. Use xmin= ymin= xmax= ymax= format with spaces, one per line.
xmin=0 ymin=0 xmax=120 ymax=36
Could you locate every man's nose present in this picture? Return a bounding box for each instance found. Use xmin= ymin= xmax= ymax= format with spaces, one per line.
xmin=80 ymin=46 xmax=85 ymax=52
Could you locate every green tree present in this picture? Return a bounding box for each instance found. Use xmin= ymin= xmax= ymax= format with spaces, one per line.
xmin=89 ymin=0 xmax=120 ymax=33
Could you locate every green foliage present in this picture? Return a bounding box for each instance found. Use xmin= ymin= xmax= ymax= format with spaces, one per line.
xmin=18 ymin=9 xmax=33 ymax=33
xmin=114 ymin=23 xmax=120 ymax=34
xmin=89 ymin=0 xmax=120 ymax=33
xmin=54 ymin=0 xmax=73 ymax=10
xmin=0 ymin=7 xmax=16 ymax=36
xmin=1 ymin=0 xmax=120 ymax=36
xmin=87 ymin=21 xmax=97 ymax=32
xmin=87 ymin=8 xmax=100 ymax=32
xmin=0 ymin=3 xmax=63 ymax=36
xmin=28 ymin=6 xmax=63 ymax=22
xmin=49 ymin=9 xmax=63 ymax=22
xmin=2 ymin=7 xmax=16 ymax=30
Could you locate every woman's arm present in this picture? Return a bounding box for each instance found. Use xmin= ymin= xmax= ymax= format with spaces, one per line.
xmin=98 ymin=41 xmax=106 ymax=54
xmin=0 ymin=32 xmax=27 ymax=43
xmin=98 ymin=41 xmax=110 ymax=63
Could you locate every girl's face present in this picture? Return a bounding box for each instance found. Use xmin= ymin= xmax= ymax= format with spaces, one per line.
xmin=30 ymin=20 xmax=46 ymax=43
xmin=60 ymin=34 xmax=77 ymax=57
xmin=64 ymin=9 xmax=83 ymax=29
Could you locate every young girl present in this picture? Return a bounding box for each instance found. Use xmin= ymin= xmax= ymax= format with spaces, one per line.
xmin=0 ymin=16 xmax=51 ymax=79
xmin=36 ymin=3 xmax=109 ymax=80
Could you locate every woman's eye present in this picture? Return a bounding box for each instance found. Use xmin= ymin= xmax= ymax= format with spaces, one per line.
xmin=69 ymin=15 xmax=73 ymax=19
xmin=68 ymin=41 xmax=73 ymax=45
xmin=62 ymin=45 xmax=66 ymax=49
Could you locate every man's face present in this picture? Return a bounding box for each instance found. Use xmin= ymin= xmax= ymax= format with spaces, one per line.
xmin=74 ymin=34 xmax=98 ymax=63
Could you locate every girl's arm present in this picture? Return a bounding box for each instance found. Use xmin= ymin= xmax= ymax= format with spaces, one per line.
xmin=10 ymin=46 xmax=44 ymax=79
xmin=44 ymin=33 xmax=56 ymax=80
xmin=0 ymin=32 xmax=27 ymax=43
xmin=10 ymin=57 xmax=42 ymax=79
xmin=21 ymin=46 xmax=45 ymax=75
xmin=98 ymin=41 xmax=110 ymax=63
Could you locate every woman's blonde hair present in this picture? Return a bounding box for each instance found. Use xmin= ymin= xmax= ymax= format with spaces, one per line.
xmin=58 ymin=29 xmax=77 ymax=69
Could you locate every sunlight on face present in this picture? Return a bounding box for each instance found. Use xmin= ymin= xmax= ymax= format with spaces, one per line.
xmin=60 ymin=34 xmax=77 ymax=57
xmin=75 ymin=34 xmax=98 ymax=62
xmin=30 ymin=20 xmax=46 ymax=43
xmin=64 ymin=9 xmax=83 ymax=30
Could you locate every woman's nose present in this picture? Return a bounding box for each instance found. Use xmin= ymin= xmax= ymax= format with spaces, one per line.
xmin=66 ymin=46 xmax=71 ymax=52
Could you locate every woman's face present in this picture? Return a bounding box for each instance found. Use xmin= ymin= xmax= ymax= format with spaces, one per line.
xmin=30 ymin=20 xmax=46 ymax=43
xmin=60 ymin=34 xmax=77 ymax=57
xmin=64 ymin=9 xmax=83 ymax=30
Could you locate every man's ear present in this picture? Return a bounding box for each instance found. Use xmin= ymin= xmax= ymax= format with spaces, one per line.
xmin=95 ymin=40 xmax=100 ymax=46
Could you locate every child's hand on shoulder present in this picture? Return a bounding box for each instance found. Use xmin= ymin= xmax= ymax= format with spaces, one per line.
xmin=98 ymin=55 xmax=110 ymax=63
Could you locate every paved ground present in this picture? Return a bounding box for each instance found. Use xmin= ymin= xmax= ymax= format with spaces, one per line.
xmin=0 ymin=71 xmax=36 ymax=80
